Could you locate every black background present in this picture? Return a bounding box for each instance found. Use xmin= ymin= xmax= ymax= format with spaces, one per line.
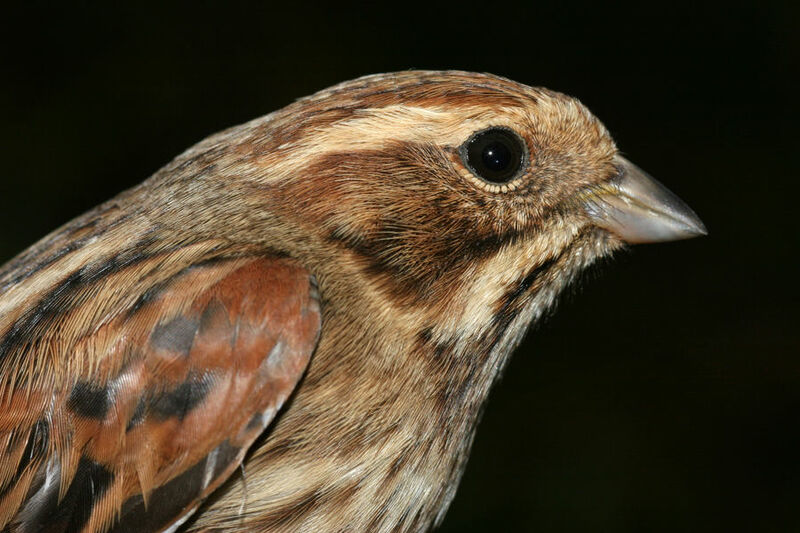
xmin=2 ymin=2 xmax=797 ymax=531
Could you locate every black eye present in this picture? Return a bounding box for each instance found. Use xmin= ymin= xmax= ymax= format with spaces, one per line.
xmin=461 ymin=127 xmax=527 ymax=183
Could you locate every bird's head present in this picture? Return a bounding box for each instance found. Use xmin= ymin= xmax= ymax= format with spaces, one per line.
xmin=163 ymin=70 xmax=704 ymax=362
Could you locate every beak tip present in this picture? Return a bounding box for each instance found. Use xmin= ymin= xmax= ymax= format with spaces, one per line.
xmin=674 ymin=207 xmax=708 ymax=240
xmin=691 ymin=221 xmax=708 ymax=238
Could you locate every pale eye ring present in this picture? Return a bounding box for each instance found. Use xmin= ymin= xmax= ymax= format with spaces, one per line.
xmin=460 ymin=127 xmax=528 ymax=184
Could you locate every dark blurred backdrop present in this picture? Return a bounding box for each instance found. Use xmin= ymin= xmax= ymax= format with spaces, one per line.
xmin=2 ymin=2 xmax=797 ymax=531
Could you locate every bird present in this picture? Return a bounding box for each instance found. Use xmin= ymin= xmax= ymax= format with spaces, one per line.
xmin=0 ymin=71 xmax=705 ymax=532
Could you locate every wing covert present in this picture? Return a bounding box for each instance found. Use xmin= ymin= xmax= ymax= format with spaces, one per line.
xmin=0 ymin=256 xmax=321 ymax=533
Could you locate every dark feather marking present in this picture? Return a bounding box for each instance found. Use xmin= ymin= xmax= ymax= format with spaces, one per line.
xmin=431 ymin=339 xmax=453 ymax=359
xmin=125 ymin=255 xmax=239 ymax=320
xmin=68 ymin=381 xmax=112 ymax=419
xmin=417 ymin=326 xmax=433 ymax=345
xmin=415 ymin=327 xmax=455 ymax=360
xmin=409 ymin=505 xmax=427 ymax=531
xmin=327 ymin=219 xmax=523 ymax=303
xmin=17 ymin=420 xmax=49 ymax=474
xmin=3 ymin=426 xmax=26 ymax=454
xmin=326 ymin=225 xmax=380 ymax=266
xmin=148 ymin=372 xmax=215 ymax=421
xmin=28 ymin=456 xmax=114 ymax=533
xmin=116 ymin=454 xmax=207 ymax=533
xmin=197 ymin=300 xmax=231 ymax=337
xmin=493 ymin=255 xmax=558 ymax=324
xmin=489 ymin=228 xmax=592 ymax=345
xmin=18 ymin=457 xmax=61 ymax=530
xmin=0 ymin=269 xmax=85 ymax=364
xmin=462 ymin=230 xmax=524 ymax=260
xmin=379 ymin=452 xmax=409 ymax=493
xmin=434 ymin=364 xmax=477 ymax=424
xmin=415 ymin=331 xmax=466 ymax=420
xmin=0 ymin=420 xmax=49 ymax=499
xmin=209 ymin=440 xmax=241 ymax=485
xmin=149 ymin=316 xmax=199 ymax=355
xmin=125 ymin=265 xmax=197 ymax=319
xmin=0 ymin=235 xmax=163 ymax=367
xmin=337 ymin=478 xmax=362 ymax=502
xmin=0 ymin=242 xmax=82 ymax=292
xmin=0 ymin=206 xmax=130 ymax=292
xmin=245 ymin=411 xmax=265 ymax=431
xmin=125 ymin=397 xmax=146 ymax=432
xmin=126 ymin=281 xmax=167 ymax=317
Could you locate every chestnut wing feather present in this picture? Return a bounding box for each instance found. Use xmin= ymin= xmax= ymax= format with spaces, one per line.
xmin=0 ymin=257 xmax=321 ymax=533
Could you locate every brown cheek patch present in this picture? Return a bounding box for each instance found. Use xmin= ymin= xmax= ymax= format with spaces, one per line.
xmin=285 ymin=143 xmax=528 ymax=307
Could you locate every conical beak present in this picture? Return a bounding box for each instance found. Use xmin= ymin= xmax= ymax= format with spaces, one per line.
xmin=584 ymin=156 xmax=707 ymax=243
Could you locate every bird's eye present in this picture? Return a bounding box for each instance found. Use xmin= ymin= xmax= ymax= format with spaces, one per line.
xmin=461 ymin=127 xmax=527 ymax=184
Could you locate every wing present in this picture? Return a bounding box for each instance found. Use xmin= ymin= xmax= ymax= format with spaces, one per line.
xmin=0 ymin=256 xmax=321 ymax=533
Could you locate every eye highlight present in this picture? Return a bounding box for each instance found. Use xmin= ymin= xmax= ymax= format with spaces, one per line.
xmin=460 ymin=127 xmax=527 ymax=184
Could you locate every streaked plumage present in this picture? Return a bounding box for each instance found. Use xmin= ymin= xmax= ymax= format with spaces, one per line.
xmin=0 ymin=71 xmax=704 ymax=532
